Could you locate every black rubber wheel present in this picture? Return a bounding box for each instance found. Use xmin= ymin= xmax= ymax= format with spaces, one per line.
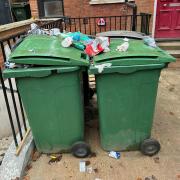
xmin=71 ymin=141 xmax=91 ymax=158
xmin=140 ymin=138 xmax=160 ymax=156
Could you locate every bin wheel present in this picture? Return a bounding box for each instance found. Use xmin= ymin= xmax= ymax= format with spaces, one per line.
xmin=140 ymin=138 xmax=160 ymax=156
xmin=71 ymin=141 xmax=91 ymax=158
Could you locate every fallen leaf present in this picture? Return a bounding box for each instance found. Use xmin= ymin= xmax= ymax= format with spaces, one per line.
xmin=169 ymin=112 xmax=174 ymax=116
xmin=0 ymin=153 xmax=5 ymax=157
xmin=89 ymin=152 xmax=96 ymax=158
xmin=136 ymin=178 xmax=142 ymax=180
xmin=177 ymin=174 xmax=180 ymax=179
xmin=86 ymin=160 xmax=91 ymax=166
xmin=25 ymin=163 xmax=32 ymax=172
xmin=94 ymin=168 xmax=98 ymax=173
xmin=169 ymin=87 xmax=174 ymax=92
xmin=23 ymin=176 xmax=30 ymax=180
xmin=32 ymin=151 xmax=41 ymax=161
xmin=153 ymin=157 xmax=160 ymax=163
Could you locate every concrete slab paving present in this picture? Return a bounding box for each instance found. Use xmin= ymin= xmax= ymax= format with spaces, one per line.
xmin=26 ymin=69 xmax=180 ymax=180
xmin=0 ymin=133 xmax=34 ymax=180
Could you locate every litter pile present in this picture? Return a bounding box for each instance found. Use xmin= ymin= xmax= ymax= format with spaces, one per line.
xmin=27 ymin=23 xmax=157 ymax=58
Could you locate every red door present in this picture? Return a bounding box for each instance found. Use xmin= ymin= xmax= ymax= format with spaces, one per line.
xmin=155 ymin=0 xmax=180 ymax=38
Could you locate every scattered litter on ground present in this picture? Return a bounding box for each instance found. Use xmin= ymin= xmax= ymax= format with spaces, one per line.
xmin=109 ymin=151 xmax=121 ymax=159
xmin=144 ymin=175 xmax=158 ymax=180
xmin=86 ymin=167 xmax=93 ymax=173
xmin=86 ymin=167 xmax=98 ymax=174
xmin=79 ymin=160 xmax=98 ymax=173
xmin=153 ymin=156 xmax=160 ymax=163
xmin=79 ymin=160 xmax=86 ymax=172
xmin=48 ymin=154 xmax=62 ymax=164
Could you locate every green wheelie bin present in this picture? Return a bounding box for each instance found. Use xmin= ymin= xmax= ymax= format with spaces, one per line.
xmin=12 ymin=2 xmax=31 ymax=21
xmin=90 ymin=38 xmax=175 ymax=156
xmin=3 ymin=35 xmax=91 ymax=157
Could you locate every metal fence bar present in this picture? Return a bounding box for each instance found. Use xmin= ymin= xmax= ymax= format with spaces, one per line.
xmin=0 ymin=69 xmax=18 ymax=147
xmin=62 ymin=14 xmax=151 ymax=35
xmin=17 ymin=91 xmax=27 ymax=131
xmin=8 ymin=78 xmax=23 ymax=140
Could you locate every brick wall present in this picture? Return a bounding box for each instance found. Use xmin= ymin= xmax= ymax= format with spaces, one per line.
xmin=64 ymin=0 xmax=131 ymax=17
xmin=29 ymin=0 xmax=155 ymax=32
xmin=135 ymin=0 xmax=154 ymax=14
xmin=29 ymin=0 xmax=155 ymax=18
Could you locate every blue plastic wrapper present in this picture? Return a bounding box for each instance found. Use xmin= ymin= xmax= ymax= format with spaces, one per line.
xmin=109 ymin=151 xmax=121 ymax=159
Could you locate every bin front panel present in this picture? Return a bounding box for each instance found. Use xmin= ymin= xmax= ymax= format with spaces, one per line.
xmin=17 ymin=70 xmax=84 ymax=153
xmin=96 ymin=68 xmax=161 ymax=151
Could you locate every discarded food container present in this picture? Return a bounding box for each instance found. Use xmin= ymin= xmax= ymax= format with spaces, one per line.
xmin=90 ymin=38 xmax=175 ymax=156
xmin=3 ymin=35 xmax=91 ymax=157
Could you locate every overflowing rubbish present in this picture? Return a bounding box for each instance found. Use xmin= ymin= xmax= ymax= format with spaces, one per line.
xmin=60 ymin=31 xmax=110 ymax=56
xmin=50 ymin=28 xmax=61 ymax=36
xmin=28 ymin=23 xmax=60 ymax=36
xmin=61 ymin=37 xmax=73 ymax=47
xmin=94 ymin=63 xmax=112 ymax=73
xmin=85 ymin=37 xmax=110 ymax=56
xmin=4 ymin=61 xmax=16 ymax=69
xmin=143 ymin=36 xmax=157 ymax=48
xmin=116 ymin=38 xmax=129 ymax=52
xmin=109 ymin=151 xmax=121 ymax=159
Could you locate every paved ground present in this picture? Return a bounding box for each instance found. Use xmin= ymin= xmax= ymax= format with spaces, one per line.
xmin=0 ymin=136 xmax=12 ymax=166
xmin=25 ymin=68 xmax=180 ymax=180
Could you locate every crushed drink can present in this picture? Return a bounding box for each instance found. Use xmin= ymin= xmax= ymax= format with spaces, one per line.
xmin=109 ymin=151 xmax=121 ymax=159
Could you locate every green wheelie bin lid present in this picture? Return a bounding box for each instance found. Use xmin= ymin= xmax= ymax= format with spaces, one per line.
xmin=9 ymin=35 xmax=89 ymax=66
xmin=90 ymin=39 xmax=175 ymax=74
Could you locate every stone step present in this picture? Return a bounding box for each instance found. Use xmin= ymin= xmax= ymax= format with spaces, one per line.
xmin=167 ymin=50 xmax=180 ymax=58
xmin=157 ymin=41 xmax=180 ymax=50
xmin=168 ymin=58 xmax=180 ymax=68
